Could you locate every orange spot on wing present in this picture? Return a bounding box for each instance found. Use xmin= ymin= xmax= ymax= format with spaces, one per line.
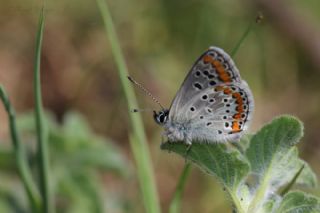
xmin=232 ymin=93 xmax=241 ymax=98
xmin=232 ymin=121 xmax=241 ymax=132
xmin=203 ymin=55 xmax=213 ymax=63
xmin=220 ymin=73 xmax=230 ymax=82
xmin=233 ymin=113 xmax=242 ymax=119
xmin=231 ymin=91 xmax=246 ymax=125
xmin=211 ymin=60 xmax=231 ymax=82
xmin=215 ymin=86 xmax=224 ymax=91
xmin=236 ymin=105 xmax=244 ymax=113
xmin=236 ymin=99 xmax=243 ymax=105
xmin=233 ymin=93 xmax=243 ymax=105
xmin=212 ymin=60 xmax=222 ymax=69
xmin=223 ymin=88 xmax=232 ymax=95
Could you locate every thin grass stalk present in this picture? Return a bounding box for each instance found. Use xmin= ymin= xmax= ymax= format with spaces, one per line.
xmin=0 ymin=86 xmax=41 ymax=212
xmin=169 ymin=163 xmax=192 ymax=213
xmin=231 ymin=22 xmax=255 ymax=57
xmin=280 ymin=164 xmax=305 ymax=196
xmin=96 ymin=0 xmax=161 ymax=213
xmin=33 ymin=8 xmax=53 ymax=213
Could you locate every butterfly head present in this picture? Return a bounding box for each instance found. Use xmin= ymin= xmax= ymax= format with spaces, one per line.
xmin=153 ymin=109 xmax=169 ymax=125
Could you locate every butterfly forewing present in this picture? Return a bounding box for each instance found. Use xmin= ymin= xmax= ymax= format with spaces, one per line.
xmin=169 ymin=47 xmax=242 ymax=121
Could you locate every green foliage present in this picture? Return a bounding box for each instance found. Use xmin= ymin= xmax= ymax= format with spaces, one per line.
xmin=96 ymin=0 xmax=161 ymax=212
xmin=33 ymin=8 xmax=51 ymax=213
xmin=169 ymin=163 xmax=192 ymax=213
xmin=162 ymin=115 xmax=319 ymax=213
xmin=0 ymin=86 xmax=41 ymax=212
xmin=276 ymin=191 xmax=320 ymax=213
xmin=0 ymin=111 xmax=131 ymax=213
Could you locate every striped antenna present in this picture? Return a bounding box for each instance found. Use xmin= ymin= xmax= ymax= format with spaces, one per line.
xmin=127 ymin=76 xmax=165 ymax=110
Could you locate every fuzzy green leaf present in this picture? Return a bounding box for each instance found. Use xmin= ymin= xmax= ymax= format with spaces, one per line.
xmin=276 ymin=191 xmax=320 ymax=213
xmin=161 ymin=115 xmax=318 ymax=213
xmin=161 ymin=143 xmax=249 ymax=212
xmin=161 ymin=143 xmax=249 ymax=190
xmin=246 ymin=116 xmax=303 ymax=175
xmin=245 ymin=115 xmax=317 ymax=212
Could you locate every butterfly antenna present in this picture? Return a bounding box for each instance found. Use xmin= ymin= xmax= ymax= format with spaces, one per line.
xmin=127 ymin=76 xmax=165 ymax=110
xmin=131 ymin=108 xmax=153 ymax=113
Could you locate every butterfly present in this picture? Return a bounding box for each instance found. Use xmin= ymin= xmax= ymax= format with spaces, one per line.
xmin=129 ymin=46 xmax=254 ymax=146
xmin=152 ymin=47 xmax=254 ymax=145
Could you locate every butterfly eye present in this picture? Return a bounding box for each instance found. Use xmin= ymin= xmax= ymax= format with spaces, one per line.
xmin=159 ymin=114 xmax=165 ymax=122
xmin=153 ymin=110 xmax=168 ymax=125
xmin=225 ymin=122 xmax=229 ymax=127
xmin=190 ymin=107 xmax=195 ymax=112
xmin=206 ymin=122 xmax=212 ymax=126
xmin=209 ymin=98 xmax=215 ymax=103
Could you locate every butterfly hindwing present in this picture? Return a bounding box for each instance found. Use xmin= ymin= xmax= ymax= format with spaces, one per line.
xmin=180 ymin=81 xmax=254 ymax=142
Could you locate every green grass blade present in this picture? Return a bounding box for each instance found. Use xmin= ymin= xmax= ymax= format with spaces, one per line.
xmin=96 ymin=1 xmax=161 ymax=213
xmin=169 ymin=163 xmax=192 ymax=213
xmin=0 ymin=86 xmax=41 ymax=212
xmin=231 ymin=13 xmax=263 ymax=57
xmin=33 ymin=8 xmax=53 ymax=213
xmin=280 ymin=164 xmax=305 ymax=196
xmin=231 ymin=21 xmax=255 ymax=57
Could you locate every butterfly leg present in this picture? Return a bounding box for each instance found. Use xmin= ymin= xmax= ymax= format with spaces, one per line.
xmin=161 ymin=132 xmax=168 ymax=145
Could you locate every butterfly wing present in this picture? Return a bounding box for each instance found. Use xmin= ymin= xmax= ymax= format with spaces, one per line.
xmin=169 ymin=46 xmax=241 ymax=121
xmin=167 ymin=47 xmax=254 ymax=143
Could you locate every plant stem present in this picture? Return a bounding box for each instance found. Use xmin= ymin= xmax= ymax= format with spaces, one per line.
xmin=0 ymin=86 xmax=41 ymax=212
xmin=248 ymin=170 xmax=272 ymax=213
xmin=34 ymin=8 xmax=52 ymax=213
xmin=231 ymin=23 xmax=254 ymax=57
xmin=230 ymin=12 xmax=263 ymax=57
xmin=169 ymin=163 xmax=192 ymax=213
xmin=228 ymin=188 xmax=246 ymax=213
xmin=96 ymin=1 xmax=161 ymax=213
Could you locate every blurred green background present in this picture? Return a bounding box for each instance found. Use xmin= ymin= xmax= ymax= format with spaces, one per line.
xmin=0 ymin=0 xmax=320 ymax=212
